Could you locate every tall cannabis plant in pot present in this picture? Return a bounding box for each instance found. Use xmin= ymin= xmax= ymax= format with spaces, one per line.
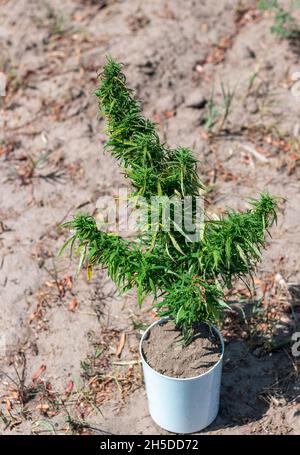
xmin=61 ymin=57 xmax=277 ymax=433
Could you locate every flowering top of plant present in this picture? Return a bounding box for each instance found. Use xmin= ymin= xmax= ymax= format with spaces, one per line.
xmin=61 ymin=57 xmax=278 ymax=344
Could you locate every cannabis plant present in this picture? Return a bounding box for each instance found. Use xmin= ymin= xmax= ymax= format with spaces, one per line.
xmin=61 ymin=57 xmax=277 ymax=343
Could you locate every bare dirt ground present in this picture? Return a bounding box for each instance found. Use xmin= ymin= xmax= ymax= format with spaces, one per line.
xmin=0 ymin=0 xmax=300 ymax=435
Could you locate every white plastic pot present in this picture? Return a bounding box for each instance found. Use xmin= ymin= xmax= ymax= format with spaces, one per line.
xmin=140 ymin=317 xmax=224 ymax=434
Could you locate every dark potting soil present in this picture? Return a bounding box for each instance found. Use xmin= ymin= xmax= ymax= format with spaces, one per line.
xmin=142 ymin=320 xmax=222 ymax=378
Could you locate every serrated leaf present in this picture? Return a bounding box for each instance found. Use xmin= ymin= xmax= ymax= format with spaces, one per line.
xmin=176 ymin=306 xmax=186 ymax=324
xmin=137 ymin=280 xmax=143 ymax=306
xmin=213 ymin=250 xmax=220 ymax=269
xmin=168 ymin=233 xmax=185 ymax=256
xmin=149 ymin=277 xmax=156 ymax=296
xmin=172 ymin=220 xmax=193 ymax=242
xmin=225 ymin=237 xmax=231 ymax=268
xmin=157 ymin=181 xmax=163 ymax=197
xmin=165 ymin=242 xmax=175 ymax=262
xmin=218 ymin=299 xmax=231 ymax=309
xmin=236 ymin=244 xmax=248 ymax=265
xmin=57 ymin=235 xmax=75 ymax=257
xmin=77 ymin=247 xmax=87 ymax=272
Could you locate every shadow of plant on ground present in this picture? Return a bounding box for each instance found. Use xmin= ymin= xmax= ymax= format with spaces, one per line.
xmin=206 ymin=281 xmax=300 ymax=432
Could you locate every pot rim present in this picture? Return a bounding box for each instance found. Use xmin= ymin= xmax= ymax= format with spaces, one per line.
xmin=139 ymin=316 xmax=224 ymax=381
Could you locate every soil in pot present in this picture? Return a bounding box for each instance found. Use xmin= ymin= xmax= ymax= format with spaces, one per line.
xmin=142 ymin=320 xmax=222 ymax=378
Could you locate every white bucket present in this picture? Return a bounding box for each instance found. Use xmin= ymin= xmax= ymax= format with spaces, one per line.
xmin=139 ymin=317 xmax=224 ymax=434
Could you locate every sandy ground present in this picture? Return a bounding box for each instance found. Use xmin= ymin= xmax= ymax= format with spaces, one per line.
xmin=0 ymin=0 xmax=300 ymax=435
